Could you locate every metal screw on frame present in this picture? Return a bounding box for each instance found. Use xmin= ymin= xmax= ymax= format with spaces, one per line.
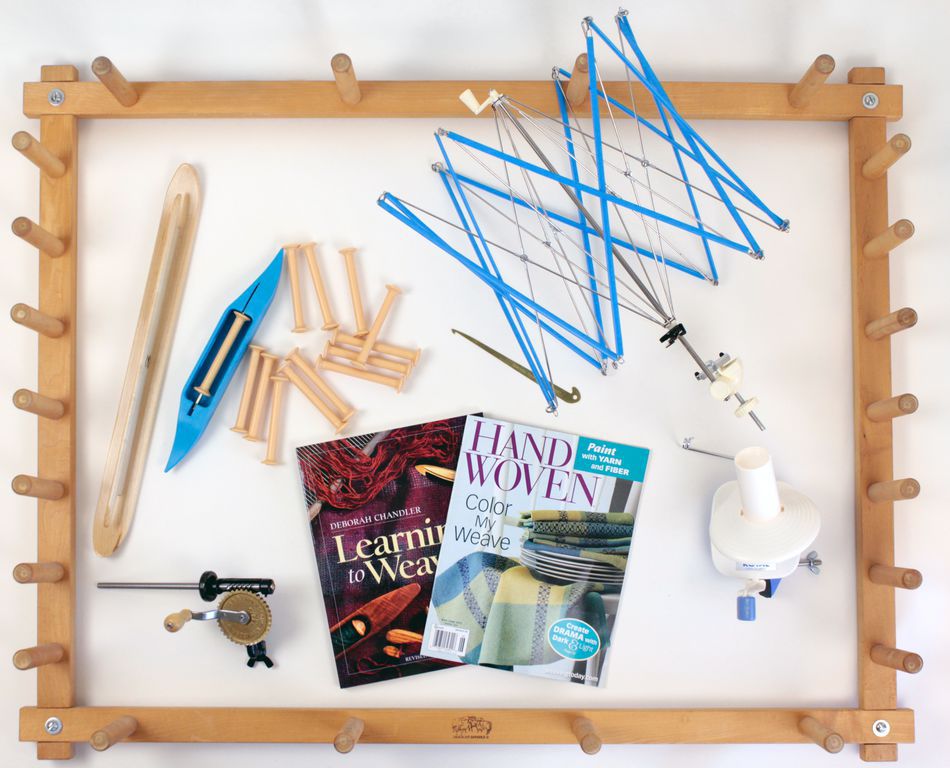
xmin=862 ymin=92 xmax=880 ymax=110
xmin=872 ymin=719 xmax=891 ymax=738
xmin=680 ymin=436 xmax=734 ymax=461
xmin=44 ymin=717 xmax=63 ymax=735
xmin=47 ymin=88 xmax=65 ymax=107
xmin=798 ymin=550 xmax=822 ymax=575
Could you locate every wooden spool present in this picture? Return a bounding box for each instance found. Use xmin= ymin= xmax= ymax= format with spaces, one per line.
xmin=10 ymin=303 xmax=64 ymax=337
xmin=325 ymin=342 xmax=412 ymax=375
xmin=862 ymin=133 xmax=911 ymax=180
xmin=302 ymin=242 xmax=338 ymax=330
xmin=287 ymin=348 xmax=354 ymax=420
xmin=797 ymin=715 xmax=844 ymax=753
xmin=870 ymin=644 xmax=923 ymax=674
xmin=90 ymin=715 xmax=138 ymax=751
xmin=865 ymin=308 xmax=917 ymax=340
xmin=13 ymin=562 xmax=65 ymax=584
xmin=13 ymin=643 xmax=64 ymax=670
xmin=333 ymin=717 xmax=364 ymax=753
xmin=284 ymin=244 xmax=309 ymax=333
xmin=867 ymin=477 xmax=919 ymax=503
xmin=867 ymin=393 xmax=918 ymax=422
xmin=863 ymin=218 xmax=914 ymax=259
xmin=280 ymin=363 xmax=348 ymax=433
xmin=318 ymin=356 xmax=404 ymax=392
xmin=13 ymin=388 xmax=65 ymax=420
xmin=12 ymin=131 xmax=65 ymax=177
xmin=334 ymin=330 xmax=421 ymax=364
xmin=566 ymin=54 xmax=589 ymax=108
xmin=571 ymin=717 xmax=602 ymax=755
xmin=340 ymin=247 xmax=368 ymax=335
xmin=245 ymin=352 xmax=278 ymax=442
xmin=12 ymin=216 xmax=65 ymax=257
xmin=91 ymin=57 xmax=139 ymax=107
xmin=869 ymin=564 xmax=923 ymax=590
xmin=12 ymin=474 xmax=65 ymax=500
xmin=231 ymin=344 xmax=264 ymax=433
xmin=262 ymin=372 xmax=287 ymax=466
xmin=355 ymin=284 xmax=401 ymax=367
xmin=330 ymin=54 xmax=361 ymax=106
xmin=788 ymin=54 xmax=835 ymax=108
xmin=195 ymin=311 xmax=249 ymax=398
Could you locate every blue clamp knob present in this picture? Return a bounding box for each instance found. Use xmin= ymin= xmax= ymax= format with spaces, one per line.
xmin=737 ymin=595 xmax=756 ymax=621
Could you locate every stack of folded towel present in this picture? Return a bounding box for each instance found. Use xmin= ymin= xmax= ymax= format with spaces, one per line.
xmin=519 ymin=509 xmax=634 ymax=571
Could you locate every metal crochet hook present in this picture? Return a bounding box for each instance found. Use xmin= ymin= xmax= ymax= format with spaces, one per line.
xmin=451 ymin=329 xmax=581 ymax=404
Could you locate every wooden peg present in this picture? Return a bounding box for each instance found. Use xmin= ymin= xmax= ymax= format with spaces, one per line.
xmin=13 ymin=388 xmax=65 ymax=420
xmin=280 ymin=363 xmax=348 ymax=433
xmin=163 ymin=609 xmax=193 ymax=633
xmin=566 ymin=54 xmax=589 ymax=108
xmin=11 ymin=131 xmax=65 ymax=177
xmin=13 ymin=643 xmax=64 ymax=670
xmin=334 ymin=330 xmax=421 ymax=364
xmin=867 ymin=393 xmax=918 ymax=422
xmin=571 ymin=717 xmax=602 ymax=755
xmin=318 ymin=356 xmax=404 ymax=392
xmin=287 ymin=348 xmax=354 ymax=420
xmin=231 ymin=344 xmax=265 ymax=433
xmin=862 ymin=133 xmax=911 ymax=180
xmin=870 ymin=644 xmax=923 ymax=674
xmin=869 ymin=564 xmax=923 ymax=590
xmin=12 ymin=216 xmax=65 ymax=257
xmin=91 ymin=56 xmax=138 ymax=107
xmin=325 ymin=342 xmax=412 ymax=375
xmin=302 ymin=242 xmax=338 ymax=330
xmin=262 ymin=372 xmax=287 ymax=466
xmin=863 ymin=218 xmax=914 ymax=259
xmin=13 ymin=562 xmax=65 ymax=584
xmin=867 ymin=477 xmax=919 ymax=503
xmin=284 ymin=244 xmax=309 ymax=332
xmin=12 ymin=474 xmax=65 ymax=500
xmin=245 ymin=352 xmax=278 ymax=441
xmin=355 ymin=285 xmax=402 ymax=367
xmin=194 ymin=310 xmax=250 ymax=399
xmin=788 ymin=54 xmax=835 ymax=108
xmin=865 ymin=307 xmax=917 ymax=340
xmin=333 ymin=717 xmax=364 ymax=754
xmin=10 ymin=303 xmax=64 ymax=337
xmin=340 ymin=248 xmax=368 ymax=336
xmin=90 ymin=715 xmax=138 ymax=751
xmin=330 ymin=54 xmax=361 ymax=106
xmin=797 ymin=715 xmax=844 ymax=753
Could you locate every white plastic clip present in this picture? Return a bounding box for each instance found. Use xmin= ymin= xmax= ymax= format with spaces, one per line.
xmin=709 ymin=357 xmax=743 ymax=400
xmin=735 ymin=397 xmax=759 ymax=418
xmin=459 ymin=89 xmax=501 ymax=115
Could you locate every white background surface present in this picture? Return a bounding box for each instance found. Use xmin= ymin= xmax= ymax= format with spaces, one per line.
xmin=1 ymin=1 xmax=947 ymax=766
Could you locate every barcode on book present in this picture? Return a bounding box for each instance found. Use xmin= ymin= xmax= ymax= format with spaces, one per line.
xmin=431 ymin=625 xmax=469 ymax=654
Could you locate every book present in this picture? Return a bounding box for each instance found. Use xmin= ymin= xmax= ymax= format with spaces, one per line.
xmin=420 ymin=415 xmax=649 ymax=686
xmin=296 ymin=415 xmax=471 ymax=687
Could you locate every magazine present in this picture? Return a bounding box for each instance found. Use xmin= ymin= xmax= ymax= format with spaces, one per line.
xmin=420 ymin=415 xmax=649 ymax=686
xmin=296 ymin=415 xmax=471 ymax=687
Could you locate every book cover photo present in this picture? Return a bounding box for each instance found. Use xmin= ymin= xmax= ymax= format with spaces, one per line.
xmin=421 ymin=415 xmax=650 ymax=687
xmin=296 ymin=415 xmax=472 ymax=688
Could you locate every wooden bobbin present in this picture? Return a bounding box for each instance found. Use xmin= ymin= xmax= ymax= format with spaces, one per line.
xmin=865 ymin=308 xmax=917 ymax=340
xmin=797 ymin=715 xmax=844 ymax=753
xmin=287 ymin=348 xmax=354 ymax=420
xmin=12 ymin=216 xmax=65 ymax=257
xmin=284 ymin=244 xmax=309 ymax=332
xmin=565 ymin=54 xmax=589 ymax=108
xmin=12 ymin=474 xmax=65 ymax=500
xmin=13 ymin=643 xmax=64 ymax=670
xmin=195 ymin=310 xmax=250 ymax=399
xmin=280 ymin=362 xmax=348 ymax=433
xmin=245 ymin=352 xmax=279 ymax=442
xmin=318 ymin=356 xmax=404 ymax=392
xmin=867 ymin=477 xmax=919 ymax=503
xmin=870 ymin=644 xmax=923 ymax=674
xmin=301 ymin=242 xmax=338 ymax=330
xmin=334 ymin=330 xmax=421 ymax=364
xmin=12 ymin=131 xmax=65 ymax=177
xmin=231 ymin=344 xmax=265 ymax=433
xmin=867 ymin=393 xmax=918 ymax=422
xmin=340 ymin=248 xmax=368 ymax=336
xmin=262 ymin=372 xmax=288 ymax=466
xmin=333 ymin=717 xmax=364 ymax=754
xmin=355 ymin=284 xmax=402 ymax=367
xmin=330 ymin=54 xmax=361 ymax=106
xmin=324 ymin=342 xmax=412 ymax=375
xmin=10 ymin=303 xmax=64 ymax=337
xmin=869 ymin=564 xmax=923 ymax=590
xmin=13 ymin=562 xmax=65 ymax=584
xmin=90 ymin=715 xmax=138 ymax=751
xmin=788 ymin=54 xmax=835 ymax=108
xmin=13 ymin=388 xmax=65 ymax=420
xmin=863 ymin=218 xmax=914 ymax=259
xmin=862 ymin=134 xmax=911 ymax=180
xmin=91 ymin=57 xmax=139 ymax=107
xmin=571 ymin=717 xmax=602 ymax=755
